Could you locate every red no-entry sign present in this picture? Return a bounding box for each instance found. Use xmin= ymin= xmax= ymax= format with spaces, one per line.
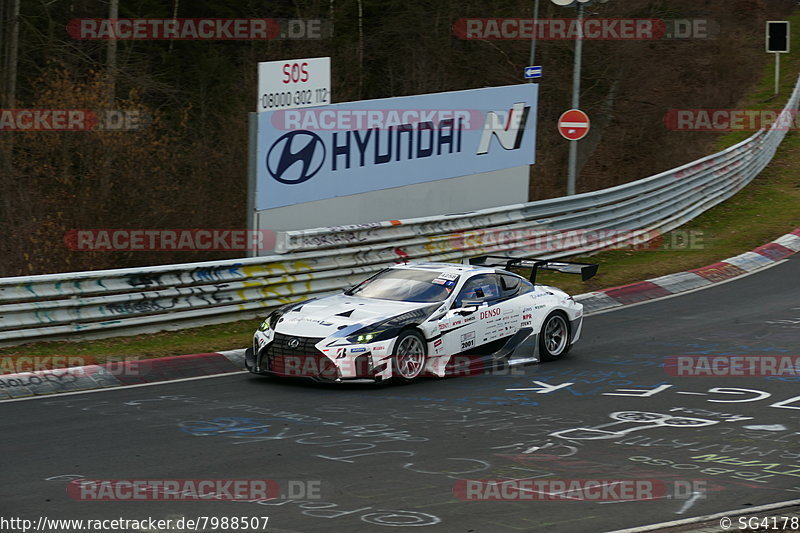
xmin=558 ymin=109 xmax=590 ymax=141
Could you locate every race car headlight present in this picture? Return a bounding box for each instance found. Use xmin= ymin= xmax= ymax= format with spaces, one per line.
xmin=258 ymin=310 xmax=285 ymax=332
xmin=343 ymin=308 xmax=433 ymax=345
xmin=346 ymin=330 xmax=386 ymax=344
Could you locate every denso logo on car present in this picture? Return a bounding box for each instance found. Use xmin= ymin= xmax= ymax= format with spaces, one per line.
xmin=480 ymin=308 xmax=501 ymax=320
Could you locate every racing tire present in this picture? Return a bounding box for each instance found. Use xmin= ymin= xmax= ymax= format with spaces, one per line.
xmin=539 ymin=312 xmax=571 ymax=362
xmin=391 ymin=329 xmax=428 ymax=382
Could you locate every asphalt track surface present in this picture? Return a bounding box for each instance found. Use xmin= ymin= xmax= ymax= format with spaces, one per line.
xmin=2 ymin=256 xmax=799 ymax=533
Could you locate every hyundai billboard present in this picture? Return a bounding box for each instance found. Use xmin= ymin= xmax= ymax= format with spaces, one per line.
xmin=255 ymin=84 xmax=538 ymax=210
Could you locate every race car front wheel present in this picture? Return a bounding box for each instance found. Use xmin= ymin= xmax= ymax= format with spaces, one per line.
xmin=539 ymin=312 xmax=571 ymax=362
xmin=392 ymin=329 xmax=428 ymax=382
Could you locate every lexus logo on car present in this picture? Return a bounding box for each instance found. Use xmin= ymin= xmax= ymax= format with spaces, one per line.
xmin=286 ymin=338 xmax=301 ymax=349
xmin=266 ymin=130 xmax=326 ymax=184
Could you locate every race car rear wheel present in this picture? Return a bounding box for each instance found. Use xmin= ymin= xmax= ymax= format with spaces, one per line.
xmin=392 ymin=329 xmax=428 ymax=382
xmin=539 ymin=312 xmax=571 ymax=362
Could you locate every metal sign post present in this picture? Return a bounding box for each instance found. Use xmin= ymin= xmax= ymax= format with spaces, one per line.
xmin=567 ymin=2 xmax=584 ymax=196
xmin=528 ymin=0 xmax=541 ymax=83
xmin=246 ymin=113 xmax=258 ymax=257
xmin=767 ymin=21 xmax=790 ymax=96
xmin=551 ymin=0 xmax=603 ymax=195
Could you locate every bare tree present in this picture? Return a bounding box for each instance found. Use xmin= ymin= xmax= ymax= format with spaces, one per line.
xmin=168 ymin=0 xmax=178 ymax=53
xmin=107 ymin=0 xmax=118 ymax=103
xmin=1 ymin=0 xmax=19 ymax=108
xmin=357 ymin=0 xmax=363 ymax=99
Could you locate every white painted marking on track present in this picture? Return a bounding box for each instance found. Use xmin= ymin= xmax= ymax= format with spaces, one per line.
xmin=597 ymin=494 xmax=664 ymax=505
xmin=675 ymin=491 xmax=702 ymax=515
xmin=0 ymin=371 xmax=248 ymax=403
xmin=523 ymin=443 xmax=552 ymax=454
xmin=605 ymin=498 xmax=800 ymax=533
xmin=508 ymin=357 xmax=538 ymax=365
xmin=742 ymin=424 xmax=787 ymax=431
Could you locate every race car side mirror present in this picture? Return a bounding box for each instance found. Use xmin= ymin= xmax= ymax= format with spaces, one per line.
xmin=455 ymin=305 xmax=479 ymax=316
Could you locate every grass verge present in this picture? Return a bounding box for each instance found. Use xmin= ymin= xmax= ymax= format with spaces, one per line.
xmin=535 ymin=132 xmax=800 ymax=295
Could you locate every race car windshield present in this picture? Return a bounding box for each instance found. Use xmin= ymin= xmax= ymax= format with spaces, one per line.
xmin=348 ymin=269 xmax=457 ymax=302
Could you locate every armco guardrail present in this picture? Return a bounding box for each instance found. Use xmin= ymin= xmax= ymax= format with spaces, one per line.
xmin=2 ymin=76 xmax=799 ymax=346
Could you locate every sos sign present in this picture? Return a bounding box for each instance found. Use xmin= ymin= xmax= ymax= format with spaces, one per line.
xmin=257 ymin=57 xmax=331 ymax=112
xmin=283 ymin=62 xmax=309 ymax=83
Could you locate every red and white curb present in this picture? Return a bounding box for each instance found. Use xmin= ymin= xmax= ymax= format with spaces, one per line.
xmin=0 ymin=350 xmax=245 ymax=400
xmin=576 ymin=227 xmax=800 ymax=314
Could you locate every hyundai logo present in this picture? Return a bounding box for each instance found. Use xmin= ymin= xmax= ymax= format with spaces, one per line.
xmin=286 ymin=338 xmax=301 ymax=349
xmin=266 ymin=130 xmax=326 ymax=185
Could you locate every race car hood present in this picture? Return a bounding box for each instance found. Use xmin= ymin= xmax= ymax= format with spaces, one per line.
xmin=273 ymin=293 xmax=439 ymax=338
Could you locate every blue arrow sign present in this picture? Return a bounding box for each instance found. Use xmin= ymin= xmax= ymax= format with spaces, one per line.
xmin=524 ymin=66 xmax=542 ymax=79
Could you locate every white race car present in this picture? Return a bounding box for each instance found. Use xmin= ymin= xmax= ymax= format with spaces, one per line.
xmin=245 ymin=256 xmax=597 ymax=383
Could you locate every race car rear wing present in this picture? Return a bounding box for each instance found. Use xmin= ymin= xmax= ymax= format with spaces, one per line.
xmin=468 ymin=256 xmax=598 ymax=284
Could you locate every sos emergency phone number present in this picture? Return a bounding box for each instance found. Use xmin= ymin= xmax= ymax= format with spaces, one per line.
xmin=260 ymin=88 xmax=329 ymax=110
